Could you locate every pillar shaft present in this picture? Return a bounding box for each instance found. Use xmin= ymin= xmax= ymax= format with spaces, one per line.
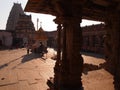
xmin=54 ymin=23 xmax=62 ymax=90
xmin=111 ymin=13 xmax=120 ymax=90
xmin=53 ymin=3 xmax=83 ymax=89
xmin=66 ymin=21 xmax=83 ymax=86
xmin=104 ymin=10 xmax=120 ymax=90
xmin=56 ymin=17 xmax=84 ymax=90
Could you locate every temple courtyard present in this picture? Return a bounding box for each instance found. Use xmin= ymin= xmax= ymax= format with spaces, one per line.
xmin=0 ymin=48 xmax=114 ymax=90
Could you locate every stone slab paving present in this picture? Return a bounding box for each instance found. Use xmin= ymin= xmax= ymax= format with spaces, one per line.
xmin=0 ymin=48 xmax=55 ymax=90
xmin=0 ymin=48 xmax=114 ymax=90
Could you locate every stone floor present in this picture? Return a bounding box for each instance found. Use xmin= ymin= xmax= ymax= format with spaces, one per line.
xmin=0 ymin=48 xmax=55 ymax=90
xmin=81 ymin=52 xmax=114 ymax=90
xmin=0 ymin=48 xmax=114 ymax=90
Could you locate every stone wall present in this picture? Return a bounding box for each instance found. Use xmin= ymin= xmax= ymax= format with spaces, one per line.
xmin=82 ymin=24 xmax=105 ymax=54
xmin=0 ymin=30 xmax=13 ymax=48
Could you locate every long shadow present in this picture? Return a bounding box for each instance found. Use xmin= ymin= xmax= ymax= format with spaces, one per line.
xmin=0 ymin=56 xmax=23 ymax=70
xmin=21 ymin=53 xmax=41 ymax=63
xmin=81 ymin=51 xmax=115 ymax=75
xmin=81 ymin=51 xmax=105 ymax=75
xmin=83 ymin=63 xmax=102 ymax=75
xmin=12 ymin=53 xmax=43 ymax=69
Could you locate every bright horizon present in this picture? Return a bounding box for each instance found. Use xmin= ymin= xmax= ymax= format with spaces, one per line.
xmin=0 ymin=0 xmax=103 ymax=31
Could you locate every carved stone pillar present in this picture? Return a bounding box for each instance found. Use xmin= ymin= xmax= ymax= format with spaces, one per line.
xmin=47 ymin=1 xmax=84 ymax=89
xmin=55 ymin=17 xmax=84 ymax=90
xmin=104 ymin=10 xmax=120 ymax=90
xmin=54 ymin=23 xmax=62 ymax=90
xmin=104 ymin=14 xmax=115 ymax=74
xmin=47 ymin=17 xmax=62 ymax=90
xmin=111 ymin=12 xmax=120 ymax=90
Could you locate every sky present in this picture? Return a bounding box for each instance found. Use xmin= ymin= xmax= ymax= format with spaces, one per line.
xmin=0 ymin=0 xmax=102 ymax=31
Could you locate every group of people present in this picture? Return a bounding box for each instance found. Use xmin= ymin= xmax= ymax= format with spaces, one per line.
xmin=26 ymin=42 xmax=48 ymax=55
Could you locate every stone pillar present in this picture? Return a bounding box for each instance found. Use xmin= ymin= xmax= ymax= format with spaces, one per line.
xmin=48 ymin=1 xmax=84 ymax=89
xmin=104 ymin=13 xmax=115 ymax=74
xmin=53 ymin=19 xmax=62 ymax=90
xmin=104 ymin=10 xmax=120 ymax=90
xmin=56 ymin=17 xmax=84 ymax=90
xmin=111 ymin=12 xmax=120 ymax=90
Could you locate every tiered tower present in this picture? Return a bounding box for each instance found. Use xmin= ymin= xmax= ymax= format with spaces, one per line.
xmin=6 ymin=3 xmax=35 ymax=47
xmin=6 ymin=3 xmax=24 ymax=31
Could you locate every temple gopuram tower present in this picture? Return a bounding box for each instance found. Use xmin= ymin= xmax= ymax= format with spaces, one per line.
xmin=6 ymin=3 xmax=24 ymax=31
xmin=6 ymin=3 xmax=35 ymax=47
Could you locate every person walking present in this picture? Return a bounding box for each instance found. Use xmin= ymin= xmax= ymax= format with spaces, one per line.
xmin=26 ymin=43 xmax=30 ymax=54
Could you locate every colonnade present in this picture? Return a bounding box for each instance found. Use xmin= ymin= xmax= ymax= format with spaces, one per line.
xmin=47 ymin=5 xmax=120 ymax=90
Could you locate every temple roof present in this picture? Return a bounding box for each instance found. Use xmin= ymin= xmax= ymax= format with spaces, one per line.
xmin=34 ymin=27 xmax=48 ymax=41
xmin=25 ymin=0 xmax=120 ymax=22
xmin=6 ymin=3 xmax=24 ymax=30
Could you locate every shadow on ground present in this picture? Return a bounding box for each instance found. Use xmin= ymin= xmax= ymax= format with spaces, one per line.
xmin=11 ymin=53 xmax=44 ymax=69
xmin=21 ymin=53 xmax=42 ymax=63
xmin=81 ymin=51 xmax=105 ymax=75
xmin=0 ymin=56 xmax=23 ymax=70
xmin=83 ymin=63 xmax=102 ymax=75
xmin=0 ymin=53 xmax=43 ymax=70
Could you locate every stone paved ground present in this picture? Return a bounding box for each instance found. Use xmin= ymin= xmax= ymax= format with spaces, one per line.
xmin=81 ymin=52 xmax=114 ymax=90
xmin=0 ymin=48 xmax=114 ymax=90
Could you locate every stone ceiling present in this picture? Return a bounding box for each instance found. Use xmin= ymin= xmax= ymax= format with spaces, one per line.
xmin=25 ymin=0 xmax=120 ymax=22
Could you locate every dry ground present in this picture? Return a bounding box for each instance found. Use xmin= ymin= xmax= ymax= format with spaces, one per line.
xmin=0 ymin=48 xmax=114 ymax=90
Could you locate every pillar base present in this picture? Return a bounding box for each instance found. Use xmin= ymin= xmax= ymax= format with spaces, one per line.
xmin=47 ymin=77 xmax=84 ymax=90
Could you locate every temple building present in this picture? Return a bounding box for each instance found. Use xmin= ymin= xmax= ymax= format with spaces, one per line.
xmin=82 ymin=23 xmax=105 ymax=54
xmin=5 ymin=3 xmax=35 ymax=47
xmin=44 ymin=24 xmax=106 ymax=54
xmin=6 ymin=3 xmax=24 ymax=31
xmin=34 ymin=25 xmax=48 ymax=47
xmin=0 ymin=30 xmax=13 ymax=48
xmin=45 ymin=31 xmax=57 ymax=48
xmin=14 ymin=14 xmax=35 ymax=46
